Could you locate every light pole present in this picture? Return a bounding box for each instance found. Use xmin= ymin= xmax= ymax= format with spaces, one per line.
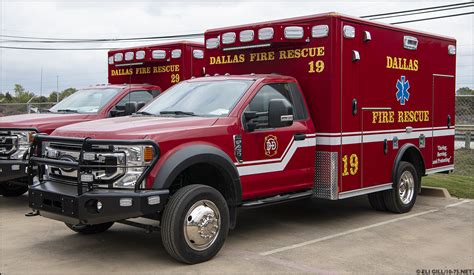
xmin=56 ymin=75 xmax=59 ymax=102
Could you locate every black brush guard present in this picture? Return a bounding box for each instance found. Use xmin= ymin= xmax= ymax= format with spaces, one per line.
xmin=27 ymin=134 xmax=169 ymax=225
xmin=0 ymin=128 xmax=37 ymax=183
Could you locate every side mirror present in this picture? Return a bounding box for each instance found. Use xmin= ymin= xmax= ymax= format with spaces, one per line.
xmin=136 ymin=101 xmax=146 ymax=111
xmin=244 ymin=111 xmax=258 ymax=121
xmin=268 ymin=99 xmax=293 ymax=128
xmin=124 ymin=102 xmax=138 ymax=115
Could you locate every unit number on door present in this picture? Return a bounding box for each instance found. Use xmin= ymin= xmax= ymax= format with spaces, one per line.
xmin=342 ymin=154 xmax=359 ymax=176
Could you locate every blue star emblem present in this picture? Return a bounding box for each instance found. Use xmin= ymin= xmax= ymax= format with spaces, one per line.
xmin=396 ymin=76 xmax=410 ymax=105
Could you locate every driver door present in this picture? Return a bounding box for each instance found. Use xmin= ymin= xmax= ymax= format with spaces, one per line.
xmin=239 ymin=82 xmax=314 ymax=199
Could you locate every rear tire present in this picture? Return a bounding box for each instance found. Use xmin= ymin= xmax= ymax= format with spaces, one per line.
xmin=0 ymin=182 xmax=28 ymax=197
xmin=368 ymin=192 xmax=387 ymax=211
xmin=161 ymin=184 xmax=229 ymax=264
xmin=65 ymin=222 xmax=114 ymax=234
xmin=383 ymin=161 xmax=419 ymax=213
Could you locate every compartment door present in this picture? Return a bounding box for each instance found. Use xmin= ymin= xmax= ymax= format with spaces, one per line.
xmin=340 ymin=22 xmax=362 ymax=192
xmin=432 ymin=75 xmax=455 ymax=169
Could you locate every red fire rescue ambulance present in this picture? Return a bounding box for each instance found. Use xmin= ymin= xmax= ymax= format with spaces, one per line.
xmin=0 ymin=41 xmax=204 ymax=196
xmin=27 ymin=13 xmax=455 ymax=264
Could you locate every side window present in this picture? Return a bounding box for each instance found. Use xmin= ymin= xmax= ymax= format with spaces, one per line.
xmin=130 ymin=91 xmax=153 ymax=104
xmin=115 ymin=90 xmax=153 ymax=108
xmin=111 ymin=90 xmax=154 ymax=117
xmin=289 ymin=83 xmax=308 ymax=120
xmin=246 ymin=82 xmax=307 ymax=124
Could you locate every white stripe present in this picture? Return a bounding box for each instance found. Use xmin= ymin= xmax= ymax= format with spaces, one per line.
xmin=237 ymin=134 xmax=318 ymax=166
xmin=317 ymin=126 xmax=453 ymax=137
xmin=317 ymin=129 xmax=454 ymax=146
xmin=315 ymin=136 xmax=341 ymax=146
xmin=236 ymin=127 xmax=454 ymax=175
xmin=237 ymin=138 xmax=296 ymax=166
xmin=237 ymin=137 xmax=316 ymax=176
xmin=433 ymin=129 xmax=455 ymax=137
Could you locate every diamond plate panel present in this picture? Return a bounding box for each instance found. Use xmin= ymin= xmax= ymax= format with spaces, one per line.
xmin=314 ymin=151 xmax=338 ymax=200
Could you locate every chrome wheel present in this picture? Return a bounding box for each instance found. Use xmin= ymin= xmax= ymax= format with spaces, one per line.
xmin=398 ymin=170 xmax=415 ymax=205
xmin=184 ymin=200 xmax=221 ymax=251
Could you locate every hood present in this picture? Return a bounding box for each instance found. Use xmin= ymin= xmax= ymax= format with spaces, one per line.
xmin=0 ymin=113 xmax=93 ymax=134
xmin=52 ymin=115 xmax=219 ymax=140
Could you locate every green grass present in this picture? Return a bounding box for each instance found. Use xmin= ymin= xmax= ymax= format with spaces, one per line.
xmin=422 ymin=174 xmax=474 ymax=199
xmin=421 ymin=148 xmax=474 ymax=199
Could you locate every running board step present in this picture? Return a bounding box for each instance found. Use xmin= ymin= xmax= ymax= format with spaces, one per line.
xmin=117 ymin=220 xmax=160 ymax=233
xmin=242 ymin=190 xmax=313 ymax=208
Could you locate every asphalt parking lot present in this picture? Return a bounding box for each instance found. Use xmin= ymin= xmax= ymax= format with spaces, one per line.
xmin=1 ymin=193 xmax=472 ymax=274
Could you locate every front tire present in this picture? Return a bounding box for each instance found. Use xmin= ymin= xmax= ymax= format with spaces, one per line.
xmin=0 ymin=182 xmax=28 ymax=197
xmin=161 ymin=184 xmax=229 ymax=264
xmin=65 ymin=222 xmax=114 ymax=234
xmin=383 ymin=161 xmax=419 ymax=213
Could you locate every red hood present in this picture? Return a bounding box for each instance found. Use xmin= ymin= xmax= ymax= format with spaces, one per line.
xmin=0 ymin=113 xmax=94 ymax=134
xmin=52 ymin=116 xmax=219 ymax=140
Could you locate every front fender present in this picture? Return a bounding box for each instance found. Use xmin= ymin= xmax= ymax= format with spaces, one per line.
xmin=152 ymin=144 xmax=242 ymax=206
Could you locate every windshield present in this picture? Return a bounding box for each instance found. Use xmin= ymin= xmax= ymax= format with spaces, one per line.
xmin=141 ymin=80 xmax=253 ymax=117
xmin=49 ymin=88 xmax=121 ymax=113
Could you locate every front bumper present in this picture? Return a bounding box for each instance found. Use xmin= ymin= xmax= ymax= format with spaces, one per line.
xmin=0 ymin=159 xmax=28 ymax=183
xmin=29 ymin=181 xmax=169 ymax=225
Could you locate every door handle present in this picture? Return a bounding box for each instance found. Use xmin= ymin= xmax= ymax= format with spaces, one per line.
xmin=294 ymin=133 xmax=306 ymax=141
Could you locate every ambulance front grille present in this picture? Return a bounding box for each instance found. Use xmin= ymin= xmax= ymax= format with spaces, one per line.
xmin=314 ymin=151 xmax=338 ymax=200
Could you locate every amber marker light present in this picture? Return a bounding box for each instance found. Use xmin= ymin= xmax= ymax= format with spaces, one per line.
xmin=28 ymin=132 xmax=35 ymax=143
xmin=144 ymin=146 xmax=154 ymax=162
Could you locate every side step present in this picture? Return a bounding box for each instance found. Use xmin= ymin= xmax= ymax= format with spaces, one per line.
xmin=117 ymin=220 xmax=160 ymax=233
xmin=242 ymin=190 xmax=313 ymax=208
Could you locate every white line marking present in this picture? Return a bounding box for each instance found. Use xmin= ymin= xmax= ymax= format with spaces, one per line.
xmin=260 ymin=200 xmax=471 ymax=256
xmin=445 ymin=199 xmax=471 ymax=208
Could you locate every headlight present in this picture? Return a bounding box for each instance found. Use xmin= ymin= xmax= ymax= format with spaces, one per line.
xmin=10 ymin=130 xmax=35 ymax=159
xmin=112 ymin=145 xmax=154 ymax=189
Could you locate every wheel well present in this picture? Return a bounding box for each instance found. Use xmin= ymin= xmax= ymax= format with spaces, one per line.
xmin=399 ymin=146 xmax=425 ymax=182
xmin=168 ymin=163 xmax=237 ymax=206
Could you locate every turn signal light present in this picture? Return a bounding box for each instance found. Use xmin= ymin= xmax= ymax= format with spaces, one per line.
xmin=144 ymin=146 xmax=153 ymax=162
xmin=28 ymin=132 xmax=35 ymax=143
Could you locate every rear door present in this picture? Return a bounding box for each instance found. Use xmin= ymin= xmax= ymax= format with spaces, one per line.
xmin=432 ymin=75 xmax=455 ymax=168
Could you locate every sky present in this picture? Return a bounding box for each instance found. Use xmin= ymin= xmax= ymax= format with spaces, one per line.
xmin=0 ymin=0 xmax=473 ymax=96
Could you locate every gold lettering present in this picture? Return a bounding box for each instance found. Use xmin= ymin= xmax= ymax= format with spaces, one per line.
xmin=210 ymin=56 xmax=216 ymax=65
xmin=317 ymin=47 xmax=324 ymax=56
xmin=386 ymin=56 xmax=419 ymax=71
xmin=386 ymin=56 xmax=393 ymax=69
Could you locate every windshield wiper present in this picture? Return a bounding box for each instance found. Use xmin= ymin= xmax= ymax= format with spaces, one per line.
xmin=56 ymin=109 xmax=78 ymax=113
xmin=135 ymin=111 xmax=155 ymax=116
xmin=160 ymin=110 xmax=196 ymax=116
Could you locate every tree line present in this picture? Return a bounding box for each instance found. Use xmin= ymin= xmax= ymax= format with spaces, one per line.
xmin=0 ymin=84 xmax=77 ymax=104
xmin=0 ymin=84 xmax=472 ymax=105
